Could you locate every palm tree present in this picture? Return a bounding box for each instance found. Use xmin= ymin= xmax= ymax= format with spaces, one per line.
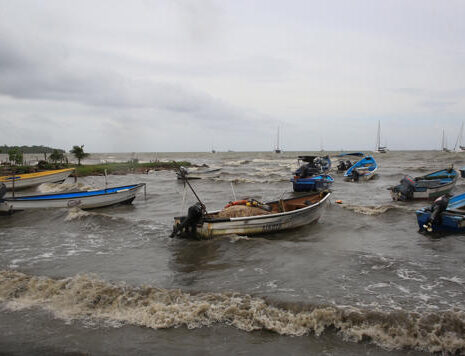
xmin=70 ymin=145 xmax=90 ymax=165
xmin=49 ymin=149 xmax=65 ymax=164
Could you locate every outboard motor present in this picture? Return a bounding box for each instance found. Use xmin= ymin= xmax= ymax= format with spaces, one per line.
xmin=171 ymin=202 xmax=205 ymax=238
xmin=423 ymin=195 xmax=450 ymax=232
xmin=349 ymin=169 xmax=360 ymax=182
xmin=391 ymin=175 xmax=416 ymax=201
xmin=0 ymin=183 xmax=6 ymax=200
xmin=337 ymin=160 xmax=347 ymax=172
xmin=299 ymin=164 xmax=310 ymax=178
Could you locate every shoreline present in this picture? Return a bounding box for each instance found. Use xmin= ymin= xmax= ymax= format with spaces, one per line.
xmin=0 ymin=160 xmax=193 ymax=177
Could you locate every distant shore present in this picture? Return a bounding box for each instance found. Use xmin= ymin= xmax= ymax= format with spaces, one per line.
xmin=0 ymin=160 xmax=192 ymax=177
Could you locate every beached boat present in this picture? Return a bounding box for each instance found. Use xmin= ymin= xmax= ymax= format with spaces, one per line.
xmin=344 ymin=156 xmax=377 ymax=181
xmin=172 ymin=191 xmax=331 ymax=239
xmin=416 ymin=193 xmax=465 ymax=233
xmin=291 ymin=155 xmax=333 ymax=192
xmin=388 ymin=168 xmax=458 ymax=201
xmin=0 ymin=183 xmax=145 ymax=213
xmin=0 ymin=168 xmax=74 ymax=190
xmin=176 ymin=166 xmax=221 ymax=180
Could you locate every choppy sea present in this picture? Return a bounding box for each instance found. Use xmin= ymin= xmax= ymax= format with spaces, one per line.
xmin=1 ymin=151 xmax=465 ymax=355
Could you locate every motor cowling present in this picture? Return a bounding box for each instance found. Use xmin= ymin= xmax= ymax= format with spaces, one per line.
xmin=391 ymin=175 xmax=416 ymax=201
xmin=423 ymin=195 xmax=450 ymax=232
xmin=171 ymin=202 xmax=205 ymax=238
xmin=430 ymin=195 xmax=449 ymax=223
xmin=0 ymin=183 xmax=6 ymax=200
xmin=337 ymin=160 xmax=347 ymax=172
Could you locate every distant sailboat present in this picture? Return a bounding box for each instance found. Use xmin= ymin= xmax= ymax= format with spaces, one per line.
xmin=442 ymin=129 xmax=451 ymax=152
xmin=375 ymin=121 xmax=387 ymax=153
xmin=274 ymin=127 xmax=282 ymax=153
xmin=453 ymin=123 xmax=465 ymax=152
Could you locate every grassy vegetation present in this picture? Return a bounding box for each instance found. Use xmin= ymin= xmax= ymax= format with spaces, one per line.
xmin=0 ymin=160 xmax=192 ymax=177
xmin=73 ymin=161 xmax=192 ymax=176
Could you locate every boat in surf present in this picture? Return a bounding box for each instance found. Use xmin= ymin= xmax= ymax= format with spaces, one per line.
xmin=291 ymin=155 xmax=333 ymax=192
xmin=343 ymin=155 xmax=378 ymax=181
xmin=0 ymin=168 xmax=75 ymax=190
xmin=172 ymin=191 xmax=331 ymax=239
xmin=176 ymin=166 xmax=221 ymax=180
xmin=388 ymin=168 xmax=458 ymax=201
xmin=336 ymin=152 xmax=363 ymax=173
xmin=0 ymin=183 xmax=146 ymax=213
xmin=416 ymin=194 xmax=465 ymax=233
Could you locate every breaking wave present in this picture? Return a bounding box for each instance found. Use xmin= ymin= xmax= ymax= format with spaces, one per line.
xmin=339 ymin=204 xmax=414 ymax=216
xmin=0 ymin=270 xmax=464 ymax=354
xmin=38 ymin=182 xmax=92 ymax=193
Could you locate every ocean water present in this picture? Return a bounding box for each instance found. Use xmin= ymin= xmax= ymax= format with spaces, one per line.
xmin=1 ymin=151 xmax=465 ymax=355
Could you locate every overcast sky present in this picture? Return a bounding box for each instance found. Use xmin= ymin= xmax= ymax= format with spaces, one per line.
xmin=0 ymin=0 xmax=464 ymax=152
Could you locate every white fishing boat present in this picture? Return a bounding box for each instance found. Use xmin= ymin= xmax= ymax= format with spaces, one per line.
xmin=0 ymin=183 xmax=145 ymax=213
xmin=172 ymin=191 xmax=331 ymax=239
xmin=0 ymin=168 xmax=74 ymax=190
xmin=176 ymin=166 xmax=221 ymax=180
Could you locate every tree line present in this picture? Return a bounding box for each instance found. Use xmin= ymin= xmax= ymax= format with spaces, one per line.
xmin=2 ymin=145 xmax=90 ymax=166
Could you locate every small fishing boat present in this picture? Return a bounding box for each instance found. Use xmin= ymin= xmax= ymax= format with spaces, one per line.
xmin=388 ymin=168 xmax=458 ymax=201
xmin=344 ymin=155 xmax=378 ymax=181
xmin=0 ymin=168 xmax=75 ymax=190
xmin=416 ymin=194 xmax=465 ymax=233
xmin=172 ymin=191 xmax=331 ymax=239
xmin=291 ymin=155 xmax=333 ymax=192
xmin=336 ymin=152 xmax=363 ymax=173
xmin=0 ymin=183 xmax=145 ymax=213
xmin=176 ymin=166 xmax=221 ymax=180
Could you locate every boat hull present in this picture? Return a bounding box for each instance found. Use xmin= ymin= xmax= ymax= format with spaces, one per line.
xmin=0 ymin=169 xmax=74 ymax=190
xmin=0 ymin=184 xmax=145 ymax=212
xmin=174 ymin=192 xmax=331 ymax=239
xmin=344 ymin=156 xmax=377 ymax=181
xmin=390 ymin=169 xmax=458 ymax=201
xmin=291 ymin=175 xmax=334 ymax=192
xmin=416 ymin=209 xmax=465 ymax=233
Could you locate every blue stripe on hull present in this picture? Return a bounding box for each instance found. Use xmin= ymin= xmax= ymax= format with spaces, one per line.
xmin=9 ymin=184 xmax=140 ymax=201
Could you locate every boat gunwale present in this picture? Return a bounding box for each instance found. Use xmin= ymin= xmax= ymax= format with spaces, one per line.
xmin=2 ymin=183 xmax=145 ymax=202
xmin=0 ymin=168 xmax=75 ymax=182
xmin=200 ymin=192 xmax=331 ymax=223
xmin=344 ymin=156 xmax=378 ymax=177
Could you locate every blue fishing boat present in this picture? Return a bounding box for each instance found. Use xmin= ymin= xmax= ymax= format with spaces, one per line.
xmin=416 ymin=194 xmax=465 ymax=233
xmin=291 ymin=156 xmax=333 ymax=192
xmin=389 ymin=168 xmax=457 ymax=201
xmin=336 ymin=152 xmax=364 ymax=173
xmin=344 ymin=155 xmax=378 ymax=181
xmin=0 ymin=183 xmax=146 ymax=213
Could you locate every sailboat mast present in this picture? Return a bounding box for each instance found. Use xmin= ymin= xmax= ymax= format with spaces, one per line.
xmin=277 ymin=127 xmax=280 ymax=151
xmin=377 ymin=121 xmax=381 ymax=150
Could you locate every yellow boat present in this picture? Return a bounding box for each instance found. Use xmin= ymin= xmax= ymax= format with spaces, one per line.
xmin=0 ymin=168 xmax=75 ymax=190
